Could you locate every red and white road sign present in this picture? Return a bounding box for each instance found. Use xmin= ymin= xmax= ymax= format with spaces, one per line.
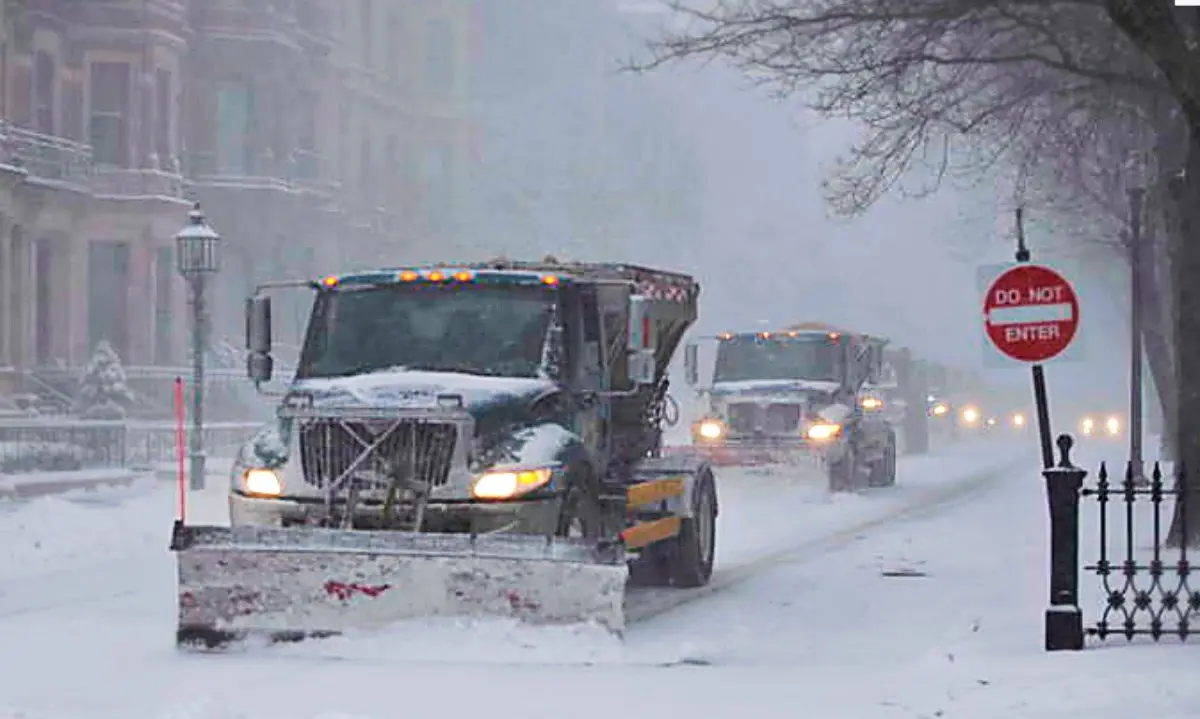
xmin=982 ymin=264 xmax=1079 ymax=363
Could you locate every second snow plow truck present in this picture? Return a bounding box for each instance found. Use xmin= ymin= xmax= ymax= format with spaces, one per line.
xmin=170 ymin=259 xmax=718 ymax=648
xmin=680 ymin=322 xmax=896 ymax=491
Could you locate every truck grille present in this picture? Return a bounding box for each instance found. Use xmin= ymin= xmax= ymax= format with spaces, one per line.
xmin=725 ymin=402 xmax=803 ymax=435
xmin=727 ymin=403 xmax=759 ymax=433
xmin=298 ymin=418 xmax=457 ymax=490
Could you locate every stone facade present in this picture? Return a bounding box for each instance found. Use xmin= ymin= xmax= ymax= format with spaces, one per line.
xmin=0 ymin=0 xmax=474 ymax=404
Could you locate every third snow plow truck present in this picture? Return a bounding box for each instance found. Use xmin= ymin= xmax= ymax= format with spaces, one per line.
xmin=680 ymin=322 xmax=896 ymax=491
xmin=170 ymin=259 xmax=718 ymax=649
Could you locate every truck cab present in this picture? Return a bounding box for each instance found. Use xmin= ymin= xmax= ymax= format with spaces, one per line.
xmin=682 ymin=323 xmax=897 ymax=490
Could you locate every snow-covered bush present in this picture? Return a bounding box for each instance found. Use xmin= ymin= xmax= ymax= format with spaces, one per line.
xmin=76 ymin=340 xmax=135 ymax=420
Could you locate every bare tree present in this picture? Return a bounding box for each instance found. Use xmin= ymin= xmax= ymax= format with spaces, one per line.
xmin=634 ymin=0 xmax=1200 ymax=546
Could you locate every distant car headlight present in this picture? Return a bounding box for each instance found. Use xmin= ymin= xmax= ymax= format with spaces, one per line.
xmin=1106 ymin=416 xmax=1121 ymax=435
xmin=961 ymin=407 xmax=980 ymax=424
xmin=695 ymin=418 xmax=726 ymax=440
xmin=860 ymin=396 xmax=883 ymax=411
xmin=931 ymin=403 xmax=949 ymax=417
xmin=1081 ymin=417 xmax=1094 ymax=435
xmin=1012 ymin=412 xmax=1025 ymax=427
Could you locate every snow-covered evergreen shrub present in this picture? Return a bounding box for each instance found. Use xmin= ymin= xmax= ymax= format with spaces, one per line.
xmin=77 ymin=340 xmax=135 ymax=420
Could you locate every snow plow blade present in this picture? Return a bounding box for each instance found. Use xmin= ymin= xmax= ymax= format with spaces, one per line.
xmin=170 ymin=521 xmax=628 ymax=650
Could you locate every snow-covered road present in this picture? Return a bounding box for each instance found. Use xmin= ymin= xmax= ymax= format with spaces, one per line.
xmin=0 ymin=439 xmax=1088 ymax=719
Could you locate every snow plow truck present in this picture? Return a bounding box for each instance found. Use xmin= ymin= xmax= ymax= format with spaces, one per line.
xmin=677 ymin=322 xmax=896 ymax=491
xmin=170 ymin=259 xmax=718 ymax=648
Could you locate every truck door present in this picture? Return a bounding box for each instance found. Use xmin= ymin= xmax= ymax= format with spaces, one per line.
xmin=574 ymin=286 xmax=610 ymax=467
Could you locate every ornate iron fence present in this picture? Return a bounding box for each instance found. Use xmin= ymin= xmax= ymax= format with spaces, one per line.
xmin=1043 ymin=433 xmax=1198 ymax=651
xmin=0 ymin=420 xmax=262 ymax=475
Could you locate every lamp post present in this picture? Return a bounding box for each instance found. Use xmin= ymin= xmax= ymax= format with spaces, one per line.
xmin=175 ymin=202 xmax=220 ymax=491
xmin=1126 ymin=154 xmax=1149 ymax=483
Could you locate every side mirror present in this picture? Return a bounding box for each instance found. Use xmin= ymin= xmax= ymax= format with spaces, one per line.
xmin=246 ymin=295 xmax=274 ymax=384
xmin=684 ymin=342 xmax=698 ymax=386
xmin=246 ymin=295 xmax=273 ymax=354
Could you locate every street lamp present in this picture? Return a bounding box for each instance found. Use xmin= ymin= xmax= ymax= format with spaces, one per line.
xmin=175 ymin=202 xmax=221 ymax=491
xmin=1126 ymin=153 xmax=1150 ymax=483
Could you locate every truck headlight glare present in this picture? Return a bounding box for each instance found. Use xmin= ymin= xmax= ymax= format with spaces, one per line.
xmin=243 ymin=468 xmax=282 ymax=497
xmin=471 ymin=468 xmax=553 ymax=500
xmin=1106 ymin=417 xmax=1121 ymax=435
xmin=696 ymin=419 xmax=725 ymax=440
xmin=807 ymin=422 xmax=841 ymax=441
xmin=961 ymin=407 xmax=979 ymax=424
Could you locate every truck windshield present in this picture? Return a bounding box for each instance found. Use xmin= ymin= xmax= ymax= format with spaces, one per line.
xmin=296 ymin=285 xmax=556 ymax=379
xmin=713 ymin=336 xmax=839 ymax=383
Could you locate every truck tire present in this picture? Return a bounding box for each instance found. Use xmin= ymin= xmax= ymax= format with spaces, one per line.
xmin=868 ymin=434 xmax=897 ymax=488
xmin=828 ymin=445 xmax=859 ymax=492
xmin=667 ymin=469 xmax=717 ymax=588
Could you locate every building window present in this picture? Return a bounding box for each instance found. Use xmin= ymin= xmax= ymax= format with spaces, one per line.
xmin=360 ymin=136 xmax=373 ymax=206
xmin=88 ymin=62 xmax=131 ymax=167
xmin=154 ymin=247 xmax=173 ymax=364
xmin=155 ymin=69 xmax=172 ymax=164
xmin=387 ymin=13 xmax=402 ymax=82
xmin=87 ymin=241 xmax=130 ymax=361
xmin=361 ymin=0 xmax=373 ymax=70
xmin=421 ymin=142 xmax=454 ymax=231
xmin=424 ymin=18 xmax=455 ymax=92
xmin=34 ymin=51 xmax=55 ymax=135
xmin=215 ymin=81 xmax=255 ymax=174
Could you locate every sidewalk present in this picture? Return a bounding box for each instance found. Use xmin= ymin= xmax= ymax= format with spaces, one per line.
xmin=0 ymin=468 xmax=140 ymax=500
xmin=0 ymin=457 xmax=236 ymax=501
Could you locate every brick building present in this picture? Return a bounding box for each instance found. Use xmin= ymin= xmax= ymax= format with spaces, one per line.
xmin=0 ymin=0 xmax=474 ymax=408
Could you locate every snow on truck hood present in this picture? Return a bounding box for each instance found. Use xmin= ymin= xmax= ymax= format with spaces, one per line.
xmin=291 ymin=369 xmax=557 ymax=414
xmin=710 ymin=379 xmax=841 ymax=396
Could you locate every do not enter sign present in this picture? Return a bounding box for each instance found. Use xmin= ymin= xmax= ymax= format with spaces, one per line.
xmin=983 ymin=264 xmax=1080 ymax=363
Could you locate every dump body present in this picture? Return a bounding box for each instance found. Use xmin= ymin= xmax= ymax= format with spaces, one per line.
xmin=172 ymin=259 xmax=718 ymax=647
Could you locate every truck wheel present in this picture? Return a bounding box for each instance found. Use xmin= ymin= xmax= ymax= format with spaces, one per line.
xmin=868 ymin=435 xmax=897 ymax=488
xmin=828 ymin=449 xmax=858 ymax=492
xmin=667 ymin=469 xmax=717 ymax=588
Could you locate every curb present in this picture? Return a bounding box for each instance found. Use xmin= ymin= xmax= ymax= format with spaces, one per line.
xmin=0 ymin=470 xmax=140 ymax=500
xmin=625 ymin=456 xmax=1028 ymax=626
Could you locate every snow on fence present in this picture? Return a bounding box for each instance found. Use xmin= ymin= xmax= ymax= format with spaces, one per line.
xmin=0 ymin=419 xmax=262 ymax=474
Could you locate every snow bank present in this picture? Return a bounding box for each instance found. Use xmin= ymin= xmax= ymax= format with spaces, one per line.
xmin=0 ymin=477 xmax=165 ymax=581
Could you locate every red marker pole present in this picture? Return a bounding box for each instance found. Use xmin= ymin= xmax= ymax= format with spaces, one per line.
xmin=174 ymin=377 xmax=187 ymax=523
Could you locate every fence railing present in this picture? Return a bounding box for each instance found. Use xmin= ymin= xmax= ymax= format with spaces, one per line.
xmin=1043 ymin=433 xmax=1198 ymax=651
xmin=0 ymin=419 xmax=263 ymax=475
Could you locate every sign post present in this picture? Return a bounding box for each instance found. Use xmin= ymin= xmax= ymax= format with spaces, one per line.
xmin=983 ymin=209 xmax=1081 ymax=468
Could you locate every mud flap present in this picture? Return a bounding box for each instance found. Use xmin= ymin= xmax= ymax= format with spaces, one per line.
xmin=170 ymin=522 xmax=628 ymax=649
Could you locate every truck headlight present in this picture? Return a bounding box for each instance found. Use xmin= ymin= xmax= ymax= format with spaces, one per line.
xmin=471 ymin=468 xmax=553 ymax=500
xmin=695 ymin=418 xmax=726 ymax=440
xmin=807 ymin=422 xmax=842 ymax=441
xmin=243 ymin=468 xmax=282 ymax=497
xmin=1081 ymin=417 xmax=1094 ymax=435
xmin=1106 ymin=416 xmax=1121 ymax=435
xmin=961 ymin=407 xmax=979 ymax=424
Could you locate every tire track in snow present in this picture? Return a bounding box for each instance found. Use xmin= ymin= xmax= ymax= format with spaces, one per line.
xmin=624 ymin=455 xmax=1028 ymax=626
